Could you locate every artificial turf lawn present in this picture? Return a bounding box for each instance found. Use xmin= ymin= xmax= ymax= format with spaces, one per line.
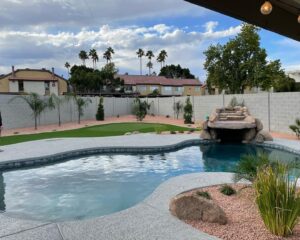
xmin=0 ymin=122 xmax=192 ymax=146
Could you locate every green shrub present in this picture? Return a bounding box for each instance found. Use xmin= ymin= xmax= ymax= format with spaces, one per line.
xmin=234 ymin=153 xmax=271 ymax=183
xmin=178 ymin=130 xmax=184 ymax=134
xmin=196 ymin=191 xmax=211 ymax=200
xmin=96 ymin=97 xmax=105 ymax=121
xmin=219 ymin=185 xmax=236 ymax=196
xmin=170 ymin=131 xmax=176 ymax=134
xmin=254 ymin=164 xmax=300 ymax=236
xmin=183 ymin=97 xmax=193 ymax=124
xmin=173 ymin=101 xmax=183 ymax=119
xmin=289 ymin=118 xmax=300 ymax=138
xmin=132 ymin=98 xmax=150 ymax=121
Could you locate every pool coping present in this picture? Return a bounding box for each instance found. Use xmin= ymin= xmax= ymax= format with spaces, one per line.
xmin=0 ymin=135 xmax=299 ymax=239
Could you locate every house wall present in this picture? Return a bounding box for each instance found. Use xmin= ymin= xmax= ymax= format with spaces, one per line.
xmin=0 ymin=70 xmax=67 ymax=95
xmin=1 ymin=93 xmax=299 ymax=134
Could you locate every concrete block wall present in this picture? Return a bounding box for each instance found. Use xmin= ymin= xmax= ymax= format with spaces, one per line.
xmin=0 ymin=95 xmax=134 ymax=129
xmin=1 ymin=93 xmax=299 ymax=134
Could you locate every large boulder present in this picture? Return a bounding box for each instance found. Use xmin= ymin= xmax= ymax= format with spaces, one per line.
xmin=200 ymin=130 xmax=211 ymax=140
xmin=255 ymin=118 xmax=264 ymax=131
xmin=170 ymin=193 xmax=227 ymax=225
xmin=243 ymin=128 xmax=257 ymax=142
xmin=255 ymin=130 xmax=273 ymax=143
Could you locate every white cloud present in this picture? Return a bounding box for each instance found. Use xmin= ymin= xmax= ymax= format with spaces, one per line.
xmin=0 ymin=23 xmax=241 ymax=79
xmin=0 ymin=0 xmax=206 ymax=29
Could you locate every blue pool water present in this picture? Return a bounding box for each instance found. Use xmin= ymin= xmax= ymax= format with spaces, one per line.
xmin=0 ymin=143 xmax=299 ymax=222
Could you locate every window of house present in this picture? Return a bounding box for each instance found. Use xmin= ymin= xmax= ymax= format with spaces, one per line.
xmin=18 ymin=81 xmax=24 ymax=92
xmin=174 ymin=87 xmax=183 ymax=92
xmin=164 ymin=86 xmax=172 ymax=92
xmin=45 ymin=81 xmax=50 ymax=91
xmin=150 ymin=85 xmax=159 ymax=91
xmin=195 ymin=86 xmax=200 ymax=92
xmin=137 ymin=85 xmax=147 ymax=92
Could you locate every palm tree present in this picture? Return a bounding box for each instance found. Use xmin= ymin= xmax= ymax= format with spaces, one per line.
xmin=48 ymin=93 xmax=68 ymax=126
xmin=103 ymin=47 xmax=115 ymax=64
xmin=64 ymin=62 xmax=71 ymax=78
xmin=9 ymin=93 xmax=48 ymax=130
xmin=89 ymin=49 xmax=99 ymax=69
xmin=157 ymin=50 xmax=168 ymax=69
xmin=146 ymin=50 xmax=154 ymax=74
xmin=79 ymin=50 xmax=89 ymax=66
xmin=67 ymin=94 xmax=92 ymax=124
xmin=146 ymin=61 xmax=153 ymax=75
xmin=136 ymin=48 xmax=145 ymax=75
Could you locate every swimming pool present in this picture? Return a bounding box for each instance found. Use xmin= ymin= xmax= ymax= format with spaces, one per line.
xmin=0 ymin=143 xmax=299 ymax=222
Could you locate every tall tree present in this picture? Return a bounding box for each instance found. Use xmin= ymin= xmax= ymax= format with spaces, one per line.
xmin=157 ymin=50 xmax=168 ymax=69
xmin=103 ymin=47 xmax=115 ymax=63
xmin=48 ymin=93 xmax=68 ymax=127
xmin=64 ymin=62 xmax=71 ymax=78
xmin=203 ymin=23 xmax=289 ymax=94
xmin=159 ymin=64 xmax=195 ymax=79
xmin=146 ymin=50 xmax=154 ymax=75
xmin=89 ymin=49 xmax=99 ymax=69
xmin=146 ymin=61 xmax=153 ymax=75
xmin=79 ymin=50 xmax=89 ymax=66
xmin=136 ymin=48 xmax=145 ymax=75
xmin=9 ymin=93 xmax=48 ymax=130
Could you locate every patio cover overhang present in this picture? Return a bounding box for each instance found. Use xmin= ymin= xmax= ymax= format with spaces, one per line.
xmin=185 ymin=0 xmax=300 ymax=42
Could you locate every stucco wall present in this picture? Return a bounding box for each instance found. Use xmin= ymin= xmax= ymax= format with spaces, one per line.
xmin=0 ymin=93 xmax=299 ymax=134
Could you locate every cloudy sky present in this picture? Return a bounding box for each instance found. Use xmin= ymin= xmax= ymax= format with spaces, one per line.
xmin=0 ymin=0 xmax=299 ymax=81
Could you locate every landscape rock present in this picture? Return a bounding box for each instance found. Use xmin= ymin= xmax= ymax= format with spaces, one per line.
xmin=255 ymin=118 xmax=264 ymax=131
xmin=243 ymin=128 xmax=257 ymax=142
xmin=255 ymin=130 xmax=273 ymax=143
xmin=124 ymin=132 xmax=132 ymax=135
xmin=200 ymin=130 xmax=211 ymax=140
xmin=170 ymin=193 xmax=227 ymax=225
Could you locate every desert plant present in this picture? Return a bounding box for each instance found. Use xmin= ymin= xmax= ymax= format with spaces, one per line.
xmin=170 ymin=130 xmax=177 ymax=134
xmin=289 ymin=118 xmax=300 ymax=138
xmin=96 ymin=97 xmax=105 ymax=121
xmin=67 ymin=94 xmax=91 ymax=124
xmin=196 ymin=191 xmax=211 ymax=200
xmin=48 ymin=93 xmax=68 ymax=126
xmin=234 ymin=153 xmax=271 ymax=182
xmin=219 ymin=185 xmax=236 ymax=196
xmin=9 ymin=93 xmax=48 ymax=130
xmin=254 ymin=164 xmax=300 ymax=236
xmin=173 ymin=101 xmax=183 ymax=119
xmin=183 ymin=97 xmax=193 ymax=124
xmin=133 ymin=98 xmax=150 ymax=121
xmin=228 ymin=96 xmax=245 ymax=108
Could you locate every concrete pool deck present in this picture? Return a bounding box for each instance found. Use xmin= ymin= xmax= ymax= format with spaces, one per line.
xmin=0 ymin=134 xmax=299 ymax=239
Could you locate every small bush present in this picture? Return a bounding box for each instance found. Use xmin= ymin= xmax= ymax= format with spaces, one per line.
xmin=228 ymin=96 xmax=245 ymax=108
xmin=170 ymin=131 xmax=177 ymax=134
xmin=189 ymin=129 xmax=195 ymax=133
xmin=289 ymin=118 xmax=300 ymax=138
xmin=234 ymin=153 xmax=271 ymax=183
xmin=219 ymin=185 xmax=236 ymax=196
xmin=166 ymin=115 xmax=170 ymax=118
xmin=254 ymin=164 xmax=300 ymax=236
xmin=196 ymin=191 xmax=211 ymax=200
xmin=183 ymin=97 xmax=193 ymax=124
xmin=178 ymin=130 xmax=184 ymax=134
xmin=96 ymin=97 xmax=105 ymax=121
xmin=132 ymin=98 xmax=150 ymax=121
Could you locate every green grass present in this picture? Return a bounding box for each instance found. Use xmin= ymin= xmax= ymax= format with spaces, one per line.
xmin=0 ymin=122 xmax=191 ymax=146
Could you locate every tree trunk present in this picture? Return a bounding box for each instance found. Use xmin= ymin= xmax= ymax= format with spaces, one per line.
xmin=58 ymin=106 xmax=61 ymax=127
xmin=140 ymin=58 xmax=142 ymax=75
xmin=34 ymin=114 xmax=37 ymax=130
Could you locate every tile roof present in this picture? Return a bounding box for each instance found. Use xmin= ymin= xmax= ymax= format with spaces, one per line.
xmin=119 ymin=75 xmax=202 ymax=86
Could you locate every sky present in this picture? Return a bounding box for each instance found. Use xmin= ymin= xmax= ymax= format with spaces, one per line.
xmin=0 ymin=0 xmax=299 ymax=82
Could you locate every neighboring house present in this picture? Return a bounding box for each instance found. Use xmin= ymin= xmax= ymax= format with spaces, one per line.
xmin=119 ymin=75 xmax=203 ymax=96
xmin=0 ymin=66 xmax=68 ymax=95
xmin=287 ymin=71 xmax=300 ymax=83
